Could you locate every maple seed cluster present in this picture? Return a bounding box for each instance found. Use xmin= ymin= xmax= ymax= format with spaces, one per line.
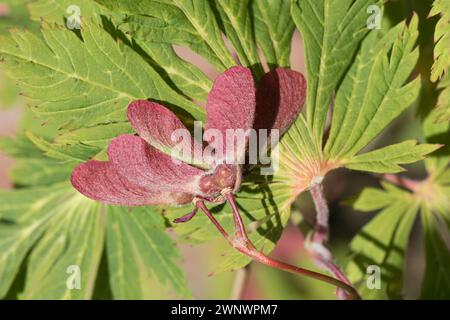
xmin=199 ymin=164 xmax=239 ymax=197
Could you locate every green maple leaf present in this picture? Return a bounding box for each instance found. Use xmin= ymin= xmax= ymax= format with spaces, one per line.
xmin=0 ymin=0 xmax=447 ymax=300
xmin=430 ymin=0 xmax=450 ymax=82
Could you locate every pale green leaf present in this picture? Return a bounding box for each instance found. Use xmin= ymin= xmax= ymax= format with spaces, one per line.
xmin=252 ymin=0 xmax=294 ymax=68
xmin=10 ymin=158 xmax=73 ymax=187
xmin=430 ymin=0 xmax=450 ymax=82
xmin=0 ymin=183 xmax=70 ymax=298
xmin=435 ymin=71 xmax=450 ymax=123
xmin=292 ymin=0 xmax=381 ymax=143
xmin=352 ymin=183 xmax=408 ymax=212
xmin=54 ymin=122 xmax=134 ymax=148
xmin=137 ymin=41 xmax=212 ymax=101
xmin=107 ymin=206 xmax=191 ymax=299
xmin=28 ymin=0 xmax=101 ymax=23
xmin=20 ymin=195 xmax=105 ymax=300
xmin=27 ymin=132 xmax=101 ymax=163
xmin=344 ymin=140 xmax=441 ymax=174
xmin=325 ymin=17 xmax=420 ymax=159
xmin=96 ymin=0 xmax=235 ymax=71
xmin=347 ymin=184 xmax=417 ymax=299
xmin=0 ymin=22 xmax=203 ymax=131
xmin=420 ymin=205 xmax=450 ymax=299
xmin=423 ymin=107 xmax=450 ymax=175
xmin=213 ymin=0 xmax=264 ymax=77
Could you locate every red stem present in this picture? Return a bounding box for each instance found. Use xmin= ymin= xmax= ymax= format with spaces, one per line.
xmin=308 ymin=183 xmax=355 ymax=299
xmin=196 ymin=195 xmax=361 ymax=300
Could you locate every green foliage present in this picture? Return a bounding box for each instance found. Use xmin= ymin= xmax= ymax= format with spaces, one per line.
xmin=347 ymin=183 xmax=417 ymax=299
xmin=0 ymin=0 xmax=448 ymax=300
xmin=326 ymin=17 xmax=421 ymax=160
xmin=0 ymin=22 xmax=202 ymax=130
xmin=347 ymin=175 xmax=450 ymax=299
xmin=430 ymin=0 xmax=450 ymax=82
xmin=292 ymin=0 xmax=382 ymax=143
xmin=106 ymin=206 xmax=191 ymax=299
xmin=435 ymin=72 xmax=450 ymax=123
xmin=430 ymin=0 xmax=450 ymax=123
xmin=252 ymin=0 xmax=294 ymax=69
xmin=344 ymin=140 xmax=441 ymax=174
xmin=213 ymin=0 xmax=264 ymax=77
xmin=420 ymin=205 xmax=450 ymax=299
xmin=96 ymin=0 xmax=236 ymax=71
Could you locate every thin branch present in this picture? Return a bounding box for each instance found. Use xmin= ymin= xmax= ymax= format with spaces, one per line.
xmin=196 ymin=195 xmax=361 ymax=300
xmin=308 ymin=183 xmax=356 ymax=300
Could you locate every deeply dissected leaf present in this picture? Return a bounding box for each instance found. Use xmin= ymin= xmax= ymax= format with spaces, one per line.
xmin=0 ymin=183 xmax=70 ymax=298
xmin=20 ymin=194 xmax=105 ymax=299
xmin=292 ymin=0 xmax=381 ymax=143
xmin=0 ymin=21 xmax=203 ymax=132
xmin=420 ymin=205 xmax=450 ymax=299
xmin=348 ymin=166 xmax=450 ymax=299
xmin=96 ymin=0 xmax=235 ymax=71
xmin=212 ymin=0 xmax=263 ymax=77
xmin=344 ymin=140 xmax=441 ymax=174
xmin=347 ymin=184 xmax=417 ymax=299
xmin=430 ymin=0 xmax=450 ymax=82
xmin=252 ymin=0 xmax=294 ymax=68
xmin=326 ymin=17 xmax=420 ymax=159
xmin=27 ymin=132 xmax=101 ymax=163
xmin=435 ymin=72 xmax=450 ymax=123
xmin=107 ymin=206 xmax=190 ymax=298
xmin=136 ymin=41 xmax=212 ymax=101
xmin=0 ymin=135 xmax=72 ymax=186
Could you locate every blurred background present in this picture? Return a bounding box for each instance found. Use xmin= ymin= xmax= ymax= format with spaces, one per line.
xmin=0 ymin=0 xmax=437 ymax=299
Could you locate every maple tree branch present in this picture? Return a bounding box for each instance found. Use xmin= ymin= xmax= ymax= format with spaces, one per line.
xmin=196 ymin=195 xmax=361 ymax=300
xmin=308 ymin=183 xmax=357 ymax=299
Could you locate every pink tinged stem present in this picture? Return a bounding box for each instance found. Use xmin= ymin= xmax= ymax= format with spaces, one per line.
xmin=308 ymin=183 xmax=357 ymax=300
xmin=197 ymin=194 xmax=361 ymax=300
xmin=382 ymin=174 xmax=420 ymax=192
xmin=309 ymin=183 xmax=329 ymax=244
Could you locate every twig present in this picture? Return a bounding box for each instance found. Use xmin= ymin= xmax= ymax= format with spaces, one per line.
xmin=196 ymin=194 xmax=361 ymax=300
xmin=307 ymin=183 xmax=357 ymax=300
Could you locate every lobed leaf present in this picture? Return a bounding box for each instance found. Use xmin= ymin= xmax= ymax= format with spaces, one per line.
xmin=0 ymin=22 xmax=203 ymax=131
xmin=292 ymin=0 xmax=381 ymax=143
xmin=252 ymin=0 xmax=294 ymax=69
xmin=107 ymin=206 xmax=191 ymax=299
xmin=420 ymin=205 xmax=450 ymax=299
xmin=347 ymin=184 xmax=417 ymax=299
xmin=430 ymin=0 xmax=450 ymax=82
xmin=212 ymin=0 xmax=263 ymax=77
xmin=96 ymin=0 xmax=235 ymax=71
xmin=344 ymin=140 xmax=441 ymax=174
xmin=325 ymin=17 xmax=420 ymax=160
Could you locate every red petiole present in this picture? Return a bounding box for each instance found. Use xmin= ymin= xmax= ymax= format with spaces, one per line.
xmin=195 ymin=192 xmax=361 ymax=300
